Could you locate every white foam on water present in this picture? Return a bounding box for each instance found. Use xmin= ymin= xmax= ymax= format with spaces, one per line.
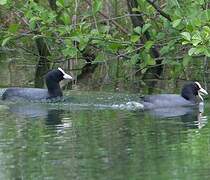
xmin=111 ymin=101 xmax=144 ymax=110
xmin=63 ymin=101 xmax=144 ymax=111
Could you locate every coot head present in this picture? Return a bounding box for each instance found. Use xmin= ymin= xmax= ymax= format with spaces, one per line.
xmin=181 ymin=82 xmax=208 ymax=102
xmin=45 ymin=68 xmax=72 ymax=83
xmin=45 ymin=67 xmax=73 ymax=98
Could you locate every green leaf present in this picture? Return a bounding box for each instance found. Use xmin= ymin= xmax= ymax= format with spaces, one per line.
xmin=172 ymin=19 xmax=182 ymax=28
xmin=29 ymin=21 xmax=36 ymax=30
xmin=108 ymin=43 xmax=123 ymax=53
xmin=133 ymin=26 xmax=141 ymax=34
xmin=156 ymin=32 xmax=165 ymax=40
xmin=56 ymin=0 xmax=64 ymax=7
xmin=132 ymin=8 xmax=141 ymax=13
xmin=64 ymin=39 xmax=73 ymax=46
xmin=198 ymin=0 xmax=205 ymax=5
xmin=174 ymin=0 xmax=180 ymax=8
xmin=192 ymin=39 xmax=201 ymax=46
xmin=8 ymin=23 xmax=20 ymax=33
xmin=100 ymin=25 xmax=110 ymax=33
xmin=0 ymin=0 xmax=7 ymax=5
xmin=78 ymin=37 xmax=89 ymax=51
xmin=62 ymin=47 xmax=78 ymax=57
xmin=130 ymin=35 xmax=140 ymax=43
xmin=91 ymin=29 xmax=99 ymax=35
xmin=182 ymin=41 xmax=189 ymax=45
xmin=28 ymin=17 xmax=40 ymax=30
xmin=71 ymin=36 xmax=81 ymax=43
xmin=146 ymin=55 xmax=155 ymax=65
xmin=1 ymin=37 xmax=11 ymax=46
xmin=192 ymin=33 xmax=202 ymax=41
xmin=160 ymin=45 xmax=170 ymax=55
xmin=203 ymin=26 xmax=210 ymax=34
xmin=204 ymin=49 xmax=210 ymax=57
xmin=188 ymin=47 xmax=197 ymax=56
xmin=166 ymin=59 xmax=180 ymax=66
xmin=144 ymin=41 xmax=154 ymax=51
xmin=181 ymin=32 xmax=191 ymax=41
xmin=193 ymin=18 xmax=201 ymax=27
xmin=61 ymin=12 xmax=70 ymax=25
xmin=191 ymin=32 xmax=202 ymax=46
xmin=195 ymin=47 xmax=205 ymax=54
xmin=142 ymin=23 xmax=151 ymax=34
xmin=130 ymin=54 xmax=139 ymax=65
xmin=93 ymin=0 xmax=102 ymax=14
xmin=141 ymin=51 xmax=155 ymax=66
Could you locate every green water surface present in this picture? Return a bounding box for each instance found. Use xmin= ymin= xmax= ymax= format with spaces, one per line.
xmin=0 ymin=91 xmax=210 ymax=180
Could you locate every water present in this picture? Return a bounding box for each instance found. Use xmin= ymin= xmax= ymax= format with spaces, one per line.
xmin=0 ymin=91 xmax=210 ymax=180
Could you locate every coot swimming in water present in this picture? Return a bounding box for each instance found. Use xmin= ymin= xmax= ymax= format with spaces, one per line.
xmin=2 ymin=67 xmax=73 ymax=101
xmin=141 ymin=82 xmax=208 ymax=110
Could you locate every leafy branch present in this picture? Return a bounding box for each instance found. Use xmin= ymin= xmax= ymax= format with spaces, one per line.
xmin=146 ymin=0 xmax=171 ymax=21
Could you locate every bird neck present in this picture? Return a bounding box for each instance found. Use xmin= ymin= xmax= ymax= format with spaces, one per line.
xmin=46 ymin=81 xmax=63 ymax=98
xmin=181 ymin=87 xmax=197 ymax=103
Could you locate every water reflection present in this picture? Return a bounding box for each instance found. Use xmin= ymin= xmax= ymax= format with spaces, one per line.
xmin=142 ymin=107 xmax=208 ymax=129
xmin=9 ymin=103 xmax=49 ymax=118
xmin=45 ymin=109 xmax=64 ymax=125
xmin=5 ymin=100 xmax=208 ymax=131
xmin=181 ymin=112 xmax=208 ymax=129
xmin=0 ymin=89 xmax=209 ymax=180
xmin=0 ymin=100 xmax=209 ymax=179
xmin=7 ymin=103 xmax=69 ymax=128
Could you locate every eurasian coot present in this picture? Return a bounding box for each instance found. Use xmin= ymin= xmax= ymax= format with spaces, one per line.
xmin=141 ymin=82 xmax=208 ymax=109
xmin=2 ymin=67 xmax=73 ymax=101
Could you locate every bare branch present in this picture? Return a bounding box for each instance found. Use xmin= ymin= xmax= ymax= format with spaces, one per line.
xmin=84 ymin=0 xmax=129 ymax=34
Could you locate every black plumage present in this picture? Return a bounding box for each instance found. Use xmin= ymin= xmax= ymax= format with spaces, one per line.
xmin=141 ymin=82 xmax=208 ymax=110
xmin=2 ymin=68 xmax=72 ymax=101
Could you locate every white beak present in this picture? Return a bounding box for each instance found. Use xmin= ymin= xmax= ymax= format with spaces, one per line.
xmin=58 ymin=67 xmax=73 ymax=80
xmin=198 ymin=87 xmax=208 ymax=101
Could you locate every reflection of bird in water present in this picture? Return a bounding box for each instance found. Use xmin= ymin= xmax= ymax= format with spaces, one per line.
xmin=197 ymin=102 xmax=207 ymax=129
xmin=179 ymin=110 xmax=208 ymax=129
xmin=143 ymin=102 xmax=208 ymax=129
xmin=45 ymin=109 xmax=64 ymax=125
xmin=7 ymin=103 xmax=65 ymax=125
xmin=7 ymin=103 xmax=73 ymax=133
xmin=196 ymin=112 xmax=208 ymax=129
xmin=9 ymin=103 xmax=49 ymax=118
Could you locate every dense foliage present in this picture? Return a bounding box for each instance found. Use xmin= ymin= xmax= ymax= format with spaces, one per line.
xmin=0 ymin=0 xmax=209 ymax=83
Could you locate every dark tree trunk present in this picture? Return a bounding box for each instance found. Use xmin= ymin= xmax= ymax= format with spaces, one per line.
xmin=127 ymin=0 xmax=150 ymax=41
xmin=34 ymin=37 xmax=50 ymax=88
xmin=48 ymin=0 xmax=57 ymax=11
xmin=76 ymin=48 xmax=97 ymax=82
xmin=127 ymin=0 xmax=163 ymax=79
xmin=34 ymin=0 xmax=62 ymax=88
xmin=32 ymin=0 xmax=53 ymax=88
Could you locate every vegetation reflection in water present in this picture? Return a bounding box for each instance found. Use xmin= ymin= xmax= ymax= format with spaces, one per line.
xmin=0 ymin=91 xmax=210 ymax=180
